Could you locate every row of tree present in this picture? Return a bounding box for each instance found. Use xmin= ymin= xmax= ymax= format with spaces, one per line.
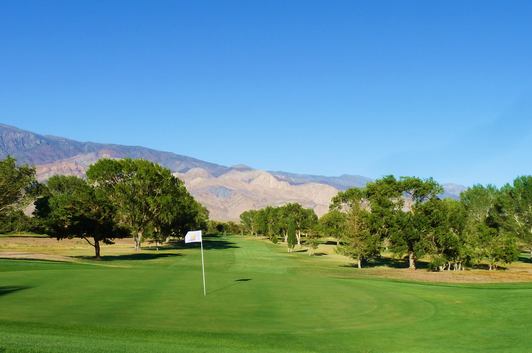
xmin=240 ymin=175 xmax=531 ymax=271
xmin=240 ymin=203 xmax=319 ymax=252
xmin=0 ymin=157 xmax=208 ymax=258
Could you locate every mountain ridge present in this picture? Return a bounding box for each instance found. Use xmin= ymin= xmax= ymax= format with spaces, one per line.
xmin=0 ymin=123 xmax=466 ymax=220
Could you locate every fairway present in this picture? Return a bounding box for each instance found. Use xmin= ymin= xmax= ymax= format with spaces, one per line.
xmin=1 ymin=236 xmax=531 ymax=353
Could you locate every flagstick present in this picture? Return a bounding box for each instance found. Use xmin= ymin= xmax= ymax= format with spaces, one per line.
xmin=200 ymin=239 xmax=206 ymax=296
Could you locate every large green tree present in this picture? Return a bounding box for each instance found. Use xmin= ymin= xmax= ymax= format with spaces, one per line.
xmin=87 ymin=158 xmax=207 ymax=251
xmin=364 ymin=176 xmax=443 ymax=269
xmin=35 ymin=175 xmax=127 ymax=259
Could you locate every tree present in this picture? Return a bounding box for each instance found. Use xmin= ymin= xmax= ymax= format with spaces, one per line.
xmin=330 ymin=188 xmax=367 ymax=212
xmin=365 ymin=176 xmax=403 ymax=243
xmin=484 ymin=232 xmax=519 ymax=270
xmin=460 ymin=185 xmax=500 ymax=265
xmin=282 ymin=203 xmax=318 ymax=246
xmin=494 ymin=176 xmax=532 ymax=257
xmin=240 ymin=210 xmax=259 ymax=236
xmin=318 ymin=210 xmax=346 ymax=246
xmin=0 ymin=157 xmax=37 ymax=217
xmin=364 ymin=176 xmax=442 ymax=269
xmin=35 ymin=176 xmax=127 ymax=259
xmin=416 ymin=198 xmax=467 ymax=271
xmin=87 ymin=158 xmax=206 ymax=251
xmin=460 ymin=184 xmax=520 ymax=270
xmin=461 ymin=184 xmax=499 ymax=224
xmin=306 ymin=224 xmax=322 ymax=256
xmin=287 ymin=220 xmax=297 ymax=253
xmin=339 ymin=203 xmax=378 ymax=268
xmin=0 ymin=210 xmax=33 ymax=234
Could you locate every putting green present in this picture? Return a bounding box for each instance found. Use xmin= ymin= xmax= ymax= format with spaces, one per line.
xmin=0 ymin=236 xmax=531 ymax=352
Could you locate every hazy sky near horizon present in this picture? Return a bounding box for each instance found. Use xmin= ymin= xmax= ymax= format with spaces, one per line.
xmin=1 ymin=0 xmax=531 ymax=186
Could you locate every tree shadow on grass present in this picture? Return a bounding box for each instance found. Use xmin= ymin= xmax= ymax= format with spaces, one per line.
xmin=339 ymin=256 xmax=431 ymax=269
xmin=76 ymin=253 xmax=182 ymax=262
xmin=145 ymin=237 xmax=239 ymax=251
xmin=0 ymin=286 xmax=31 ymax=297
xmin=470 ymin=263 xmax=509 ymax=271
xmin=369 ymin=256 xmax=408 ymax=269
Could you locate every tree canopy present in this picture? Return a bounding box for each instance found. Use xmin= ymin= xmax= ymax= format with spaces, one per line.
xmin=35 ymin=175 xmax=128 ymax=258
xmin=86 ymin=158 xmax=208 ymax=250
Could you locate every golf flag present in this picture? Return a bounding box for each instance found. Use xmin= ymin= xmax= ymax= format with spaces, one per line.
xmin=185 ymin=230 xmax=202 ymax=243
xmin=184 ymin=230 xmax=207 ymax=296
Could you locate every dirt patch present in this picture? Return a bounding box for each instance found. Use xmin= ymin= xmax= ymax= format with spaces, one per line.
xmin=0 ymin=252 xmax=77 ymax=263
xmin=349 ymin=266 xmax=532 ymax=283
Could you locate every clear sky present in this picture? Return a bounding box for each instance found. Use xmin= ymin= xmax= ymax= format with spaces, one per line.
xmin=1 ymin=0 xmax=531 ymax=186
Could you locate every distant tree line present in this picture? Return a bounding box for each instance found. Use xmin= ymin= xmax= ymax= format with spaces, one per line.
xmin=240 ymin=175 xmax=531 ymax=271
xmin=0 ymin=157 xmax=208 ymax=258
xmin=240 ymin=203 xmax=319 ymax=253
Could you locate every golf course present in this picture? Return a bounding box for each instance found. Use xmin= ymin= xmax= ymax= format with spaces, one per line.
xmin=1 ymin=235 xmax=531 ymax=353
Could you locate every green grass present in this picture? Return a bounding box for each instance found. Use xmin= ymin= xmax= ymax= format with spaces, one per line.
xmin=0 ymin=236 xmax=531 ymax=353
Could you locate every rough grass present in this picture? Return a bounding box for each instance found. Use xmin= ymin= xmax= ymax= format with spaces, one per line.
xmin=0 ymin=235 xmax=531 ymax=352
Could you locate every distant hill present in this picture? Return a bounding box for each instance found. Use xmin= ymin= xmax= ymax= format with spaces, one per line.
xmin=0 ymin=123 xmax=229 ymax=175
xmin=271 ymin=171 xmax=373 ymax=190
xmin=0 ymin=123 xmax=467 ymax=220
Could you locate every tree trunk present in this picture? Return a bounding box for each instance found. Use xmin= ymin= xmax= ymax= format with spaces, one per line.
xmin=408 ymin=251 xmax=416 ymax=270
xmin=296 ymin=230 xmax=301 ymax=246
xmin=357 ymin=257 xmax=362 ymax=269
xmin=94 ymin=239 xmax=101 ymax=260
xmin=135 ymin=231 xmax=143 ymax=251
xmin=337 ymin=238 xmax=340 ymax=246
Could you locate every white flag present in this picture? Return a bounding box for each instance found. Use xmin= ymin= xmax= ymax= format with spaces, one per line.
xmin=185 ymin=230 xmax=202 ymax=243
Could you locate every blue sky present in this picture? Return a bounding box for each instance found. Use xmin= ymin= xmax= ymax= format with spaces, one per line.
xmin=1 ymin=0 xmax=531 ymax=186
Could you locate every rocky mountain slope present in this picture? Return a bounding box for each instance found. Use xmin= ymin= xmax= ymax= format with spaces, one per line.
xmin=0 ymin=123 xmax=466 ymax=220
xmin=0 ymin=124 xmax=228 ymax=175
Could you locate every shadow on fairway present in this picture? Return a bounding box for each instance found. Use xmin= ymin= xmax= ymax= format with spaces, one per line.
xmin=145 ymin=238 xmax=239 ymax=251
xmin=77 ymin=253 xmax=182 ymax=261
xmin=340 ymin=257 xmax=430 ymax=269
xmin=0 ymin=286 xmax=31 ymax=297
xmin=208 ymin=278 xmax=252 ymax=294
xmin=471 ymin=263 xmax=509 ymax=271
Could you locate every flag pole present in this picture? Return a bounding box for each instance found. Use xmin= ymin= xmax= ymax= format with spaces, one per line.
xmin=200 ymin=238 xmax=206 ymax=296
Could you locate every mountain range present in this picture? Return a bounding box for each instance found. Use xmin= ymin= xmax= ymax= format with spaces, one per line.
xmin=0 ymin=123 xmax=466 ymax=220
